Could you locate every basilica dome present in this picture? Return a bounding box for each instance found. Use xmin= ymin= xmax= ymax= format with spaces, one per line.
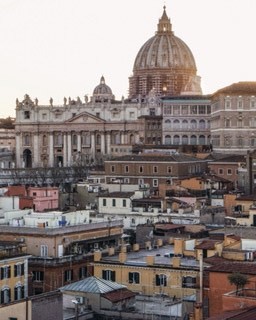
xmin=129 ymin=6 xmax=202 ymax=99
xmin=92 ymin=76 xmax=115 ymax=102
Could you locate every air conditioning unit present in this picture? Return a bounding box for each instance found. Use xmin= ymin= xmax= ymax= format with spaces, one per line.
xmin=75 ymin=297 xmax=84 ymax=304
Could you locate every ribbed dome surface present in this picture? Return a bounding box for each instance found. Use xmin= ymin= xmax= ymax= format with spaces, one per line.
xmin=93 ymin=76 xmax=113 ymax=95
xmin=134 ymin=34 xmax=196 ymax=71
xmin=129 ymin=6 xmax=201 ymax=98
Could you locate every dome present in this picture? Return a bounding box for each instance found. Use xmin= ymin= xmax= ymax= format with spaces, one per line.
xmin=92 ymin=76 xmax=115 ymax=102
xmin=129 ymin=6 xmax=202 ymax=98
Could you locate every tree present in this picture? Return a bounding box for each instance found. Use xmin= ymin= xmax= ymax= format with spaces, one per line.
xmin=228 ymin=272 xmax=248 ymax=295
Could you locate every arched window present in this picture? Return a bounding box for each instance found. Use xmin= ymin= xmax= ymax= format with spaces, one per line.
xmin=182 ymin=120 xmax=188 ymax=129
xmin=42 ymin=135 xmax=47 ymax=146
xmin=0 ymin=287 xmax=11 ymax=304
xmin=165 ymin=119 xmax=171 ymax=123
xmin=199 ymin=135 xmax=206 ymax=144
xmin=72 ymin=134 xmax=77 ymax=145
xmin=190 ymin=135 xmax=197 ymax=145
xmin=173 ymin=135 xmax=180 ymax=145
xmin=96 ymin=134 xmax=101 ymax=145
xmin=173 ymin=120 xmax=180 ymax=129
xmin=129 ymin=272 xmax=140 ymax=284
xmin=165 ymin=134 xmax=171 ymax=145
xmin=199 ymin=120 xmax=205 ymax=129
xmin=23 ymin=134 xmax=31 ymax=146
xmin=156 ymin=274 xmax=167 ymax=286
xmin=182 ymin=135 xmax=188 ymax=144
xmin=14 ymin=284 xmax=25 ymax=301
xmin=191 ymin=120 xmax=197 ymax=129
xmin=54 ymin=133 xmax=62 ymax=146
xmin=102 ymin=270 xmax=115 ymax=281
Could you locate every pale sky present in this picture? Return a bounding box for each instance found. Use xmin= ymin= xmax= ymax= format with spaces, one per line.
xmin=0 ymin=0 xmax=256 ymax=118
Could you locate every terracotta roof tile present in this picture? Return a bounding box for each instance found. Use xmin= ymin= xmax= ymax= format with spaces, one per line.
xmin=208 ymin=261 xmax=256 ymax=274
xmin=102 ymin=288 xmax=136 ymax=302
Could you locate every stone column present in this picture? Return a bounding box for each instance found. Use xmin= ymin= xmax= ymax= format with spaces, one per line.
xmin=63 ymin=132 xmax=67 ymax=167
xmin=101 ymin=132 xmax=105 ymax=154
xmin=49 ymin=133 xmax=54 ymax=167
xmin=67 ymin=132 xmax=72 ymax=166
xmin=15 ymin=132 xmax=21 ymax=168
xmin=77 ymin=132 xmax=81 ymax=153
xmin=91 ymin=132 xmax=95 ymax=158
xmin=121 ymin=131 xmax=125 ymax=144
xmin=33 ymin=133 xmax=39 ymax=167
xmin=106 ymin=132 xmax=111 ymax=155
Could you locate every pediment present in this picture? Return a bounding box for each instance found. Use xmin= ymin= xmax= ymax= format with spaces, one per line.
xmin=65 ymin=112 xmax=106 ymax=124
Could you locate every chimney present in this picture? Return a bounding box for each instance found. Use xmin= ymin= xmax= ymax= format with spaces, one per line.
xmin=146 ymin=255 xmax=155 ymax=266
xmin=174 ymin=238 xmax=184 ymax=256
xmin=120 ymin=246 xmax=127 ymax=253
xmin=172 ymin=256 xmax=181 ymax=268
xmin=108 ymin=247 xmax=115 ymax=256
xmin=145 ymin=241 xmax=152 ymax=250
xmin=133 ymin=243 xmax=140 ymax=251
xmin=119 ymin=252 xmax=127 ymax=263
xmin=157 ymin=239 xmax=163 ymax=247
xmin=94 ymin=251 xmax=102 ymax=262
xmin=168 ymin=237 xmax=174 ymax=244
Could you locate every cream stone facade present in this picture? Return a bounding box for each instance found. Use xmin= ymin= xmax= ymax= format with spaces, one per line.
xmin=15 ymin=77 xmax=164 ymax=168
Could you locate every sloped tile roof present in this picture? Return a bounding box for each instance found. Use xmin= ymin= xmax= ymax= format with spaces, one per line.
xmin=102 ymin=288 xmax=136 ymax=302
xmin=208 ymin=261 xmax=256 ymax=274
xmin=195 ymin=240 xmax=221 ymax=250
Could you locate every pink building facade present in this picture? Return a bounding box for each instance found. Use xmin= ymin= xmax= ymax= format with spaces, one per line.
xmin=27 ymin=187 xmax=59 ymax=212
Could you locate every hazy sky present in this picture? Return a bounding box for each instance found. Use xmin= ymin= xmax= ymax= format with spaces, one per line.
xmin=0 ymin=0 xmax=256 ymax=117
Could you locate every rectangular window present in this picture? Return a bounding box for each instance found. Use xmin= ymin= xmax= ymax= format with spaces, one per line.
xmin=155 ymin=274 xmax=167 ymax=287
xmin=32 ymin=271 xmax=44 ymax=282
xmin=14 ymin=263 xmax=25 ymax=277
xmin=128 ymin=272 xmax=140 ymax=284
xmin=153 ymin=166 xmax=158 ymax=173
xmin=198 ymin=105 xmax=206 ymax=114
xmin=182 ymin=276 xmax=196 ymax=288
xmin=24 ymin=111 xmax=30 ymax=119
xmin=112 ymin=199 xmax=116 ymax=207
xmin=218 ymin=168 xmax=224 ymax=175
xmin=42 ymin=113 xmax=47 ymax=120
xmin=64 ymin=269 xmax=73 ymax=282
xmin=111 ymin=165 xmax=115 ymax=173
xmin=123 ymin=199 xmax=126 ymax=207
xmin=125 ymin=165 xmax=129 ymax=173
xmin=225 ymin=100 xmax=231 ymax=109
xmin=40 ymin=245 xmax=48 ymax=257
xmin=153 ymin=179 xmax=158 ymax=187
xmin=0 ymin=266 xmax=11 ymax=280
xmin=103 ymin=199 xmax=107 ymax=206
xmin=139 ymin=166 xmax=143 ymax=173
xmin=129 ymin=112 xmax=135 ymax=119
xmin=102 ymin=270 xmax=115 ymax=281
xmin=238 ymin=100 xmax=243 ymax=109
xmin=79 ymin=266 xmax=87 ymax=279
xmin=227 ymin=169 xmax=232 ymax=175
